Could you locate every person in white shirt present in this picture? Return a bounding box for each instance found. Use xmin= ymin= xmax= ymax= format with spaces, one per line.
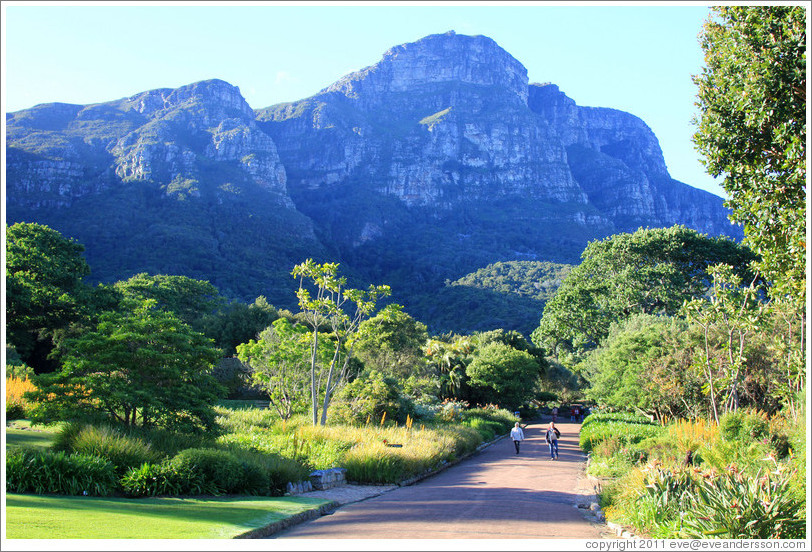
xmin=510 ymin=422 xmax=525 ymax=454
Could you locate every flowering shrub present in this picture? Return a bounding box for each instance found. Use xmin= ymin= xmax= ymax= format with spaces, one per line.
xmin=6 ymin=376 xmax=36 ymax=420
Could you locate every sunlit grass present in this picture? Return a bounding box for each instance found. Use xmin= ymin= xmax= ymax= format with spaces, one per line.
xmin=4 ymin=493 xmax=330 ymax=539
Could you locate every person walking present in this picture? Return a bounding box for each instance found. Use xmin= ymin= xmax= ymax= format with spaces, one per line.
xmin=510 ymin=422 xmax=525 ymax=454
xmin=552 ymin=406 xmax=558 ymax=422
xmin=545 ymin=422 xmax=560 ymax=460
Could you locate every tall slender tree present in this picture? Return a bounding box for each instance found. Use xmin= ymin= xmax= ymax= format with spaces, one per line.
xmin=292 ymin=260 xmax=390 ymax=425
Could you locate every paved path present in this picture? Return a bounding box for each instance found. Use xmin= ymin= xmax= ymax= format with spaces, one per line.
xmin=273 ymin=419 xmax=608 ymax=540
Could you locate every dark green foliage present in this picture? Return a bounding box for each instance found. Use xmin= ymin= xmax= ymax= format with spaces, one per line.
xmin=459 ymin=408 xmax=515 ymax=441
xmin=8 ymin=177 xmax=325 ymax=309
xmin=6 ymin=222 xmax=91 ymax=373
xmin=120 ymin=461 xmax=213 ymax=498
xmin=579 ymin=411 xmax=662 ymax=453
xmin=465 ymin=342 xmax=543 ymax=409
xmin=113 ymin=273 xmax=224 ymax=332
xmin=201 ymin=296 xmax=280 ymax=356
xmin=170 ymin=448 xmax=246 ymax=494
xmin=582 ymin=315 xmax=683 ymax=412
xmin=354 ymin=304 xmax=429 ymax=379
xmin=718 ymin=410 xmax=770 ymax=443
xmin=29 ymin=299 xmax=224 ymax=432
xmin=225 ymin=448 xmax=310 ymax=496
xmin=6 ymin=402 xmax=27 ymax=421
xmin=6 ymin=448 xmax=118 ymax=496
xmin=452 ymin=261 xmax=572 ymax=303
xmin=119 ymin=446 xmax=308 ymax=497
xmin=693 ymin=6 xmax=806 ymax=305
xmin=211 ymin=357 xmax=256 ymax=400
xmin=409 ymin=261 xmax=572 ymax=337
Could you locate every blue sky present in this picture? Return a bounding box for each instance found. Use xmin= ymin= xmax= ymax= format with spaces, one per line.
xmin=2 ymin=1 xmax=726 ymax=197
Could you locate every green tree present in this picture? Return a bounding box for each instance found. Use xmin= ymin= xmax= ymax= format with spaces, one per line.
xmin=114 ymin=273 xmax=224 ymax=332
xmin=6 ymin=223 xmax=91 ymax=373
xmin=693 ymin=5 xmax=806 ymax=305
xmin=28 ymin=298 xmax=224 ymax=432
xmin=202 ymin=296 xmax=280 ymax=356
xmin=236 ymin=318 xmax=328 ymax=420
xmin=353 ymin=304 xmax=429 ymax=380
xmin=583 ymin=314 xmax=681 ymax=415
xmin=682 ymin=264 xmax=772 ymax=422
xmin=292 ymin=259 xmax=391 ymax=425
xmin=532 ymin=225 xmax=756 ymax=365
xmin=465 ymin=342 xmax=542 ymax=409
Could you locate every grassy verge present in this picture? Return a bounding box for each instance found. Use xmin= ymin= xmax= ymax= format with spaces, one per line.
xmin=4 ymin=493 xmax=331 ymax=539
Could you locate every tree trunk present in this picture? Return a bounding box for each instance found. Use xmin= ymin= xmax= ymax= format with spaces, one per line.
xmin=310 ymin=330 xmax=319 ymax=425
xmin=319 ymin=345 xmax=342 ymax=425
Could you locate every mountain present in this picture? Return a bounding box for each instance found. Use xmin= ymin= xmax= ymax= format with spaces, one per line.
xmin=5 ymin=31 xmax=741 ymax=334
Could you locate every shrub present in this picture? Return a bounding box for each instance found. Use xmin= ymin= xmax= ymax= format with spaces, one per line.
xmin=437 ymin=399 xmax=470 ymax=422
xmin=462 ymin=417 xmax=501 ymax=441
xmin=120 ymin=461 xmax=212 ymax=497
xmin=53 ymin=423 xmax=161 ymax=476
xmin=170 ymin=448 xmax=245 ymax=494
xmin=226 ymin=448 xmax=310 ymax=496
xmin=603 ymin=464 xmax=693 ymax=538
xmin=580 ymin=414 xmax=663 ymax=453
xmin=6 ymin=400 xmax=26 ymax=421
xmin=719 ymin=410 xmax=769 ymax=442
xmin=6 ymin=447 xmax=117 ymax=496
xmin=330 ymin=371 xmax=415 ymax=425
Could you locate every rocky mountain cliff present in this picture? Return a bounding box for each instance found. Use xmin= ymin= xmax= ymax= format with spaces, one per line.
xmin=5 ymin=31 xmax=741 ymax=332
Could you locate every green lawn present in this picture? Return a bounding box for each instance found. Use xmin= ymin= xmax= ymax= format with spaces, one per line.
xmin=5 ymin=494 xmax=331 ymax=539
xmin=5 ymin=420 xmax=60 ymax=450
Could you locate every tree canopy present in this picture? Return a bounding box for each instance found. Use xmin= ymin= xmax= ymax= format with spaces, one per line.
xmin=29 ymin=298 xmax=224 ymax=432
xmin=6 ymin=222 xmax=91 ymax=372
xmin=114 ymin=273 xmax=224 ymax=331
xmin=465 ymin=342 xmax=542 ymax=410
xmin=693 ymin=5 xmax=806 ymax=304
xmin=353 ymin=304 xmax=429 ymax=379
xmin=532 ymin=225 xmax=756 ymax=363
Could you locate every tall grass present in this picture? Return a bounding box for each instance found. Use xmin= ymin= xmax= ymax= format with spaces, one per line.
xmin=213 ymin=405 xmax=513 ymax=485
xmin=52 ymin=423 xmax=161 ymax=475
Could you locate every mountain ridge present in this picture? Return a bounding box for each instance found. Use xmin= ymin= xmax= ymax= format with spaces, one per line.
xmin=5 ymin=31 xmax=741 ymax=333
